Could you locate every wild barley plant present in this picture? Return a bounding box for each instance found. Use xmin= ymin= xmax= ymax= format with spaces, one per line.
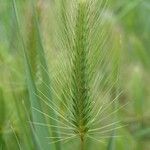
xmin=13 ymin=0 xmax=122 ymax=150
xmin=50 ymin=0 xmax=122 ymax=149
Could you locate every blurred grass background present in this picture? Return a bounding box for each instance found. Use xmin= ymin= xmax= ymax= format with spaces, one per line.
xmin=0 ymin=0 xmax=150 ymax=150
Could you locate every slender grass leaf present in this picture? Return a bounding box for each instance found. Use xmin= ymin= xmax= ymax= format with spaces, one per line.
xmin=12 ymin=0 xmax=52 ymax=149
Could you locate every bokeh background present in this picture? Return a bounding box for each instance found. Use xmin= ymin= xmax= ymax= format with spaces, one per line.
xmin=0 ymin=0 xmax=150 ymax=150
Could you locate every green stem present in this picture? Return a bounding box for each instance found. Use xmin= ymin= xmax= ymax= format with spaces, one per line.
xmin=81 ymin=137 xmax=84 ymax=150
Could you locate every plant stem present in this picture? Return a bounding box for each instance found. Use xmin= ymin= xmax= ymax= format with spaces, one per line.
xmin=80 ymin=137 xmax=85 ymax=150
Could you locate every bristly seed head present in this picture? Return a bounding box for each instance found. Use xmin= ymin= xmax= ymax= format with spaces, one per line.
xmin=71 ymin=0 xmax=92 ymax=139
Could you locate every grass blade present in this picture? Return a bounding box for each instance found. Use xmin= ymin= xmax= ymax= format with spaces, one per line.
xmin=30 ymin=0 xmax=62 ymax=149
xmin=12 ymin=0 xmax=53 ymax=149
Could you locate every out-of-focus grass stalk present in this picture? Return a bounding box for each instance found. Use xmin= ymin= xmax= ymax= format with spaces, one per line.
xmin=12 ymin=0 xmax=53 ymax=149
xmin=131 ymin=67 xmax=144 ymax=119
xmin=30 ymin=0 xmax=62 ymax=149
xmin=0 ymin=88 xmax=6 ymax=149
xmin=10 ymin=85 xmax=34 ymax=149
xmin=107 ymin=26 xmax=122 ymax=150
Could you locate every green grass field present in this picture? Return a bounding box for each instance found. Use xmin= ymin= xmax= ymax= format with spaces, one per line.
xmin=0 ymin=0 xmax=150 ymax=150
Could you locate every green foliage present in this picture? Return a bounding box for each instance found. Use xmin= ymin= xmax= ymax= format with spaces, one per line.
xmin=0 ymin=0 xmax=149 ymax=150
xmin=12 ymin=0 xmax=53 ymax=149
xmin=0 ymin=88 xmax=6 ymax=149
